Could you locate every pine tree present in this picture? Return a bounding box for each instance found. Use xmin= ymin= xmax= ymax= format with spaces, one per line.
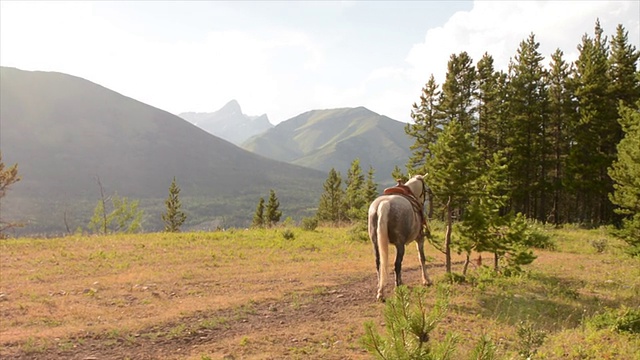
xmin=364 ymin=166 xmax=378 ymax=205
xmin=406 ymin=74 xmax=442 ymax=175
xmin=162 ymin=177 xmax=187 ymax=232
xmin=426 ymin=120 xmax=479 ymax=273
xmin=608 ymin=24 xmax=640 ymax=109
xmin=546 ymin=49 xmax=576 ymax=225
xmin=252 ymin=197 xmax=265 ymax=228
xmin=316 ymin=168 xmax=346 ymax=224
xmin=608 ymin=100 xmax=640 ymax=256
xmin=345 ymin=159 xmax=366 ymax=221
xmin=475 ymin=53 xmax=504 ymax=163
xmin=457 ymin=151 xmax=510 ymax=274
xmin=265 ymin=189 xmax=282 ymax=227
xmin=505 ymin=33 xmax=549 ymax=221
xmin=391 ymin=165 xmax=407 ymax=184
xmin=438 ymin=51 xmax=477 ymax=135
xmin=568 ymin=20 xmax=616 ymax=224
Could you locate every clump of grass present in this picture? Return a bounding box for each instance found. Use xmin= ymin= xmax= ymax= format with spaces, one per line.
xmin=584 ymin=306 xmax=640 ymax=333
xmin=282 ymin=229 xmax=295 ymax=240
xmin=515 ymin=319 xmax=547 ymax=358
xmin=590 ymin=238 xmax=608 ymax=253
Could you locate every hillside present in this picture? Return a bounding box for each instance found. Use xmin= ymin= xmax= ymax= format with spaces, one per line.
xmin=179 ymin=100 xmax=273 ymax=145
xmin=0 ymin=67 xmax=325 ymax=234
xmin=242 ymin=107 xmax=413 ymax=185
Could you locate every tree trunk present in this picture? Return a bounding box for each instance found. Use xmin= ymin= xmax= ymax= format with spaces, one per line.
xmin=444 ymin=197 xmax=452 ymax=274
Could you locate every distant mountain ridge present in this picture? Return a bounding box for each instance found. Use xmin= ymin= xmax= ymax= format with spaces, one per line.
xmin=179 ymin=100 xmax=273 ymax=145
xmin=0 ymin=67 xmax=325 ymax=235
xmin=241 ymin=107 xmax=413 ymax=185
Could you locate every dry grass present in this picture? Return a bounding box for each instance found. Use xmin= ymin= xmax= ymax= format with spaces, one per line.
xmin=1 ymin=225 xmax=638 ymax=359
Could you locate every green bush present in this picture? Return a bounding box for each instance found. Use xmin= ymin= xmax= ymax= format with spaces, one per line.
xmin=281 ymin=229 xmax=295 ymax=240
xmin=584 ymin=306 xmax=640 ymax=333
xmin=300 ymin=217 xmax=318 ymax=231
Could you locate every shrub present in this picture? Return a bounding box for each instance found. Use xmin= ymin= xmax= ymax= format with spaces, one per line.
xmin=523 ymin=221 xmax=556 ymax=250
xmin=590 ymin=238 xmax=608 ymax=253
xmin=584 ymin=306 xmax=640 ymax=334
xmin=281 ymin=229 xmax=295 ymax=240
xmin=300 ymin=217 xmax=318 ymax=231
xmin=347 ymin=221 xmax=369 ymax=242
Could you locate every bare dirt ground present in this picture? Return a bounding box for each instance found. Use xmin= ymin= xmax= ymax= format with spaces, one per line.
xmin=3 ymin=265 xmax=437 ymax=359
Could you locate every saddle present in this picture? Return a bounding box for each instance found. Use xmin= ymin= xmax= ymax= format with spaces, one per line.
xmin=382 ymin=183 xmax=414 ymax=197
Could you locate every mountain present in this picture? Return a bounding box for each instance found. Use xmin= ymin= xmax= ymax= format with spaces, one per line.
xmin=0 ymin=67 xmax=325 ymax=235
xmin=241 ymin=107 xmax=412 ymax=185
xmin=179 ymin=100 xmax=273 ymax=145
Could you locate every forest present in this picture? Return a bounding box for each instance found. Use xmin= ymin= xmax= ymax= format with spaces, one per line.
xmin=399 ymin=20 xmax=638 ymax=245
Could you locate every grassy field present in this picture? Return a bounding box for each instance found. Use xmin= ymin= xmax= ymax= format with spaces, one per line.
xmin=1 ymin=225 xmax=638 ymax=359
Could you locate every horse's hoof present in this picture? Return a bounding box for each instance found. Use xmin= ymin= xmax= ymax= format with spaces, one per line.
xmin=376 ymin=294 xmax=385 ymax=302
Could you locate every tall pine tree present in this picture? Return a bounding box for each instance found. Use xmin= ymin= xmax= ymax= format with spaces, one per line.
xmin=252 ymin=197 xmax=265 ymax=228
xmin=505 ymin=33 xmax=549 ymax=221
xmin=265 ymin=189 xmax=282 ymax=227
xmin=316 ymin=168 xmax=346 ymax=224
xmin=426 ymin=120 xmax=479 ymax=273
xmin=162 ymin=177 xmax=187 ymax=232
xmin=568 ymin=20 xmax=616 ymax=224
xmin=546 ymin=49 xmax=576 ymax=225
xmin=345 ymin=159 xmax=367 ymax=221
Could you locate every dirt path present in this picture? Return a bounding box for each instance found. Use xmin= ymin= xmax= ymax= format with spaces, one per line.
xmin=2 ymin=266 xmax=434 ymax=359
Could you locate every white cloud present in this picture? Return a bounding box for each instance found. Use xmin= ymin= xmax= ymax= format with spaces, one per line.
xmin=406 ymin=0 xmax=639 ymax=86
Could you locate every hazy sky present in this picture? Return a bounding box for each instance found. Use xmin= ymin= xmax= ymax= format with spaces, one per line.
xmin=1 ymin=1 xmax=638 ymax=124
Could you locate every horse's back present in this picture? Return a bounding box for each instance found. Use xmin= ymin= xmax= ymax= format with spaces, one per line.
xmin=368 ymin=195 xmax=419 ymax=244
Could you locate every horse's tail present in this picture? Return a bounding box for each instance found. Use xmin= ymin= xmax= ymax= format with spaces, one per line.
xmin=375 ymin=201 xmax=391 ymax=299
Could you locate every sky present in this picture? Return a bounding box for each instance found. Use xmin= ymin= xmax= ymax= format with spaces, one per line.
xmin=1 ymin=1 xmax=638 ymax=125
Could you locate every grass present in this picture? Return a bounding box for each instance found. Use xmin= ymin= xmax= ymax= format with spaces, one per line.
xmin=0 ymin=226 xmax=638 ymax=359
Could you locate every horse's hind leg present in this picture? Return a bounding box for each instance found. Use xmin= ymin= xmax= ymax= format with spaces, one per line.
xmin=417 ymin=240 xmax=432 ymax=286
xmin=394 ymin=243 xmax=405 ymax=287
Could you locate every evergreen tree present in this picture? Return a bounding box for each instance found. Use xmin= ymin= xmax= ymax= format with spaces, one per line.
xmin=265 ymin=189 xmax=282 ymax=226
xmin=457 ymin=151 xmax=510 ymax=274
xmin=608 ymin=100 xmax=640 ymax=256
xmin=426 ymin=120 xmax=479 ymax=273
xmin=345 ymin=159 xmax=367 ymax=221
xmin=475 ymin=53 xmax=503 ymax=163
xmin=546 ymin=49 xmax=576 ymax=225
xmin=391 ymin=165 xmax=408 ymax=183
xmin=0 ymin=152 xmax=21 ymax=237
xmin=364 ymin=166 xmax=378 ymax=205
xmin=567 ymin=20 xmax=619 ymax=224
xmin=505 ymin=33 xmax=549 ymax=221
xmin=316 ymin=168 xmax=346 ymax=224
xmin=252 ymin=197 xmax=265 ymax=228
xmin=438 ymin=51 xmax=477 ymax=135
xmin=407 ymin=74 xmax=441 ymax=174
xmin=608 ymin=24 xmax=640 ymax=109
xmin=407 ymin=75 xmax=442 ymax=219
xmin=162 ymin=177 xmax=187 ymax=232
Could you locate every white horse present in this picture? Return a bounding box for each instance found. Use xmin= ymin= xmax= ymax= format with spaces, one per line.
xmin=368 ymin=174 xmax=432 ymax=301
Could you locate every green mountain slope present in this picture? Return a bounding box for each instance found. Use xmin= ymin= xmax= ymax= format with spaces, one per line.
xmin=242 ymin=107 xmax=412 ymax=184
xmin=0 ymin=67 xmax=325 ymax=234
